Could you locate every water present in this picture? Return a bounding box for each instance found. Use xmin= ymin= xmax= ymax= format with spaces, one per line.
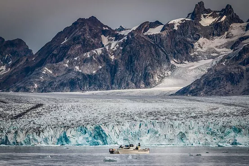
xmin=0 ymin=146 xmax=249 ymax=165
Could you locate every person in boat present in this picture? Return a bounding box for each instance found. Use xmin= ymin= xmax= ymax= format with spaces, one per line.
xmin=136 ymin=143 xmax=141 ymax=150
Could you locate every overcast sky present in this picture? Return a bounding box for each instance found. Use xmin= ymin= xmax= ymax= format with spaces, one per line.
xmin=0 ymin=0 xmax=248 ymax=53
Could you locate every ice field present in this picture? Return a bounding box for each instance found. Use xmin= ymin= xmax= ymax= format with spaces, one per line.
xmin=0 ymin=92 xmax=249 ymax=146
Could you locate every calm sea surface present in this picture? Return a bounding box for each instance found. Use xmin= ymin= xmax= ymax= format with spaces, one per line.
xmin=0 ymin=146 xmax=249 ymax=166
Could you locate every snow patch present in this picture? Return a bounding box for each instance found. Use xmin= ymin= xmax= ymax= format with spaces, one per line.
xmin=118 ymin=29 xmax=131 ymax=35
xmin=109 ymin=54 xmax=115 ymax=61
xmin=34 ymin=84 xmax=38 ymax=89
xmin=192 ymin=23 xmax=248 ymax=57
xmin=0 ymin=65 xmax=9 ymax=75
xmin=168 ymin=18 xmax=191 ymax=30
xmin=144 ymin=25 xmax=164 ymax=35
xmin=194 ymin=37 xmax=232 ymax=56
xmin=63 ymin=60 xmax=69 ymax=67
xmin=155 ymin=59 xmax=213 ymax=91
xmin=228 ymin=23 xmax=248 ymax=37
xmin=219 ymin=16 xmax=226 ymax=22
xmin=61 ymin=38 xmax=68 ymax=45
xmin=75 ymin=66 xmax=80 ymax=72
xmin=42 ymin=67 xmax=53 ymax=74
xmin=199 ymin=13 xmax=218 ymax=26
xmin=118 ymin=25 xmax=139 ymax=35
xmin=101 ymin=35 xmax=109 ymax=46
xmin=131 ymin=25 xmax=139 ymax=31
xmin=95 ymin=48 xmax=103 ymax=55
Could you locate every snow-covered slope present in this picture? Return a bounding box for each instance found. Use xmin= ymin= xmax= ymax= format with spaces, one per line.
xmin=0 ymin=93 xmax=248 ymax=146
xmin=154 ymin=59 xmax=212 ymax=92
xmin=155 ymin=22 xmax=249 ymax=93
xmin=168 ymin=18 xmax=191 ymax=30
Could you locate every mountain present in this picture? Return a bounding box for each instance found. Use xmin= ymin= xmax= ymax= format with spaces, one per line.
xmin=0 ymin=17 xmax=172 ymax=92
xmin=0 ymin=37 xmax=33 ymax=82
xmin=173 ymin=2 xmax=249 ymax=96
xmin=0 ymin=1 xmax=248 ymax=95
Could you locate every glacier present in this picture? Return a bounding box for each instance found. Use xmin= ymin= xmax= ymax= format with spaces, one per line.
xmin=0 ymin=92 xmax=249 ymax=146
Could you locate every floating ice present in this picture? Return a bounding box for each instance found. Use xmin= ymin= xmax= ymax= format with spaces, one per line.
xmin=104 ymin=157 xmax=118 ymax=162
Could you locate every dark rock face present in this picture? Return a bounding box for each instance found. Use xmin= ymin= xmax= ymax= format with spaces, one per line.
xmin=175 ymin=44 xmax=249 ymax=96
xmin=0 ymin=37 xmax=33 ymax=72
xmin=231 ymin=36 xmax=249 ymax=50
xmin=190 ymin=1 xmax=212 ymax=21
xmin=0 ymin=37 xmax=5 ymax=45
xmin=246 ymin=23 xmax=249 ymax=31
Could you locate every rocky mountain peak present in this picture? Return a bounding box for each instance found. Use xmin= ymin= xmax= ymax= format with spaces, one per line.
xmin=195 ymin=1 xmax=205 ymax=11
xmin=0 ymin=38 xmax=33 ymax=56
xmin=223 ymin=4 xmax=234 ymax=15
xmin=219 ymin=4 xmax=243 ymax=24
xmin=191 ymin=1 xmax=212 ymax=21
xmin=115 ymin=26 xmax=126 ymax=32
xmin=3 ymin=38 xmax=29 ymax=49
xmin=73 ymin=16 xmax=104 ymax=27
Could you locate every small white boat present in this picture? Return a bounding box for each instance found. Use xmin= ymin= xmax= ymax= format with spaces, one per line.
xmin=109 ymin=143 xmax=150 ymax=154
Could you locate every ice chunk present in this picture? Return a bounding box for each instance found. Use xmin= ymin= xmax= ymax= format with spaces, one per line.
xmin=104 ymin=157 xmax=118 ymax=162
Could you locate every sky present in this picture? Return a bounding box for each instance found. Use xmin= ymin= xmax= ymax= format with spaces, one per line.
xmin=0 ymin=0 xmax=248 ymax=53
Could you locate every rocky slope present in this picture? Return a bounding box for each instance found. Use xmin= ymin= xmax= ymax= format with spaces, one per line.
xmin=0 ymin=1 xmax=248 ymax=94
xmin=175 ymin=44 xmax=249 ymax=96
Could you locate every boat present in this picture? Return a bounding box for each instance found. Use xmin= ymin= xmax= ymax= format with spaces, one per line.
xmin=109 ymin=143 xmax=150 ymax=154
